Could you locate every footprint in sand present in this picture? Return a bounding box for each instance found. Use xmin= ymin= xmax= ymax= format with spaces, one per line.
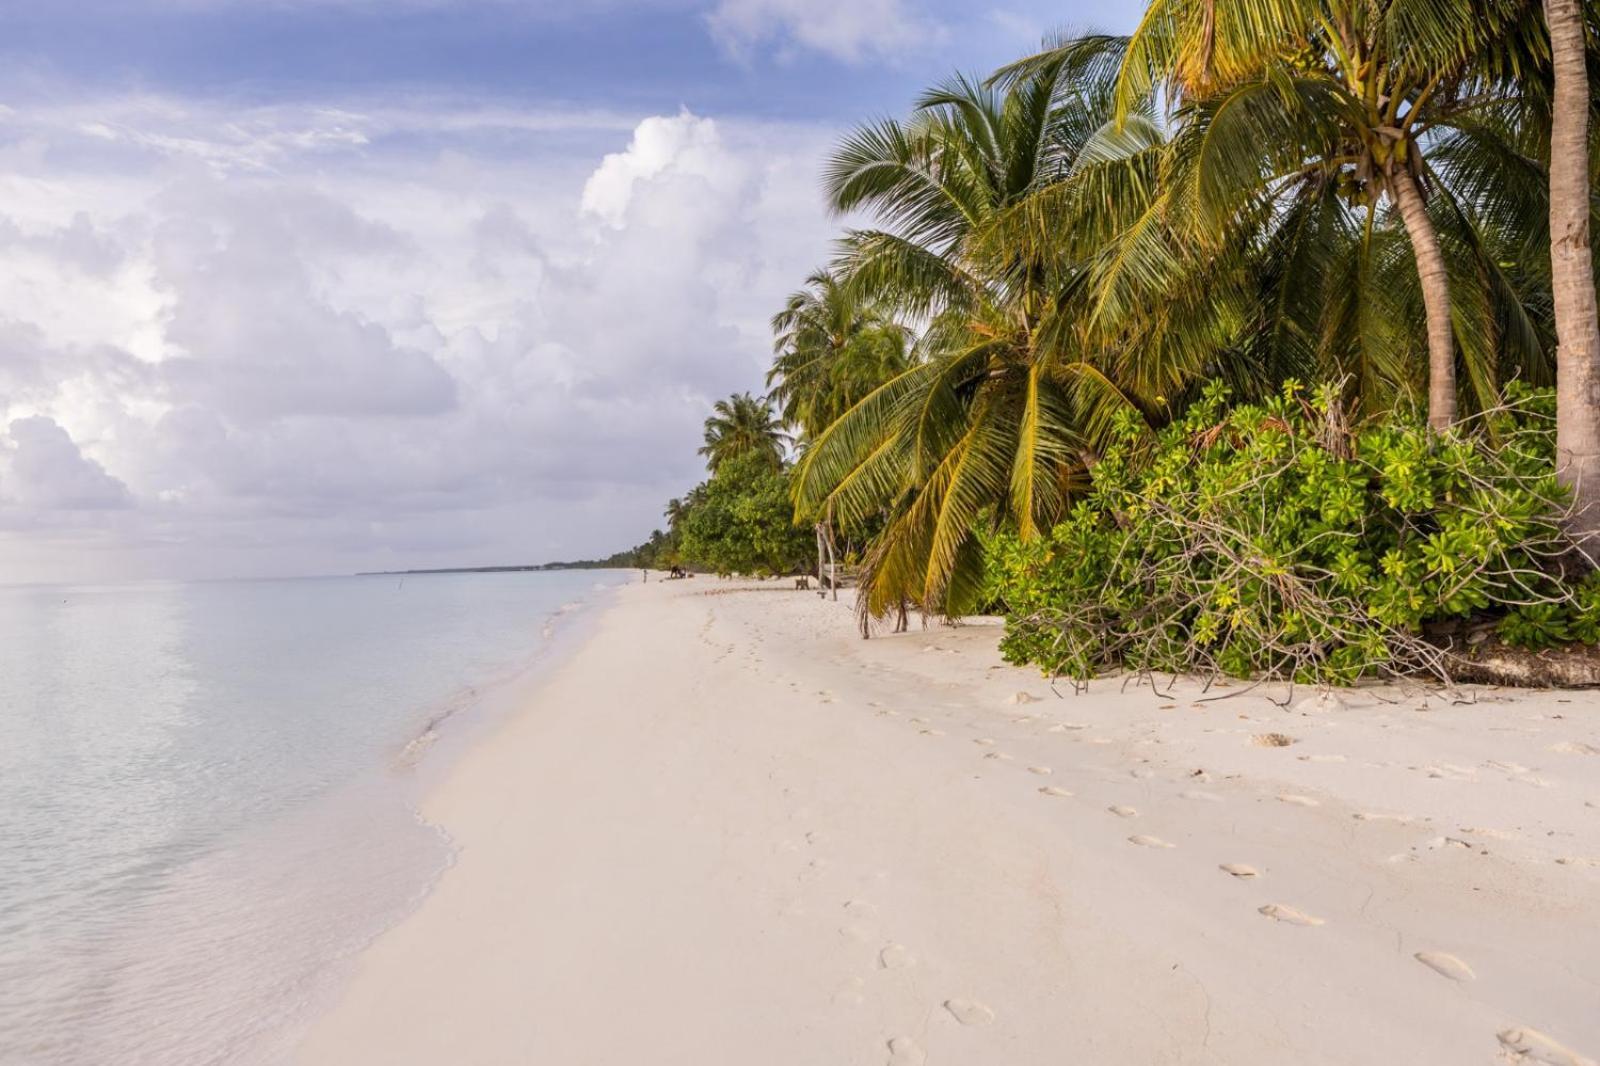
xmin=983 ymin=751 xmax=1014 ymax=761
xmin=1278 ymin=794 xmax=1320 ymax=807
xmin=1458 ymin=825 xmax=1515 ymax=841
xmin=886 ymin=1036 xmax=927 ymax=1066
xmin=1128 ymin=834 xmax=1174 ymax=849
xmin=1007 ymin=691 xmax=1042 ymax=706
xmin=1258 ymin=903 xmax=1323 ymax=926
xmin=878 ymin=943 xmax=917 ymax=970
xmin=920 ymin=728 xmax=946 ymax=737
xmin=1026 ymin=765 xmax=1053 ymax=776
xmin=1551 ymin=741 xmax=1600 ymax=756
xmin=832 ymin=976 xmax=866 ymax=1006
xmin=1180 ymin=789 xmax=1224 ymax=803
xmin=943 ymin=998 xmax=996 ymax=1026
xmin=1251 ymin=732 xmax=1296 ymax=748
xmin=973 ymin=737 xmax=996 ymax=746
xmin=1414 ymin=951 xmax=1475 ymax=982
xmin=1353 ymin=811 xmax=1412 ymax=824
xmin=1038 ymin=786 xmax=1073 ymax=797
xmin=1496 ymin=1027 xmax=1597 ymax=1066
xmin=1422 ymin=835 xmax=1474 ymax=852
xmin=1219 ymin=863 xmax=1258 ymax=878
xmin=1107 ymin=805 xmax=1138 ymax=818
xmin=843 ymin=899 xmax=878 ymax=918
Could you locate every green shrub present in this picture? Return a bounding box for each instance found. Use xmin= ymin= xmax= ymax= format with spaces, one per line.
xmin=678 ymin=451 xmax=816 ymax=576
xmin=990 ymin=381 xmax=1588 ymax=684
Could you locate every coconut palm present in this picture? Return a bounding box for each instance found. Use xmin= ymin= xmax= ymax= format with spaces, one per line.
xmin=698 ymin=393 xmax=789 ymax=473
xmin=794 ymin=59 xmax=1230 ymax=620
xmin=767 ymin=270 xmax=912 ymax=443
xmin=1109 ymin=0 xmax=1534 ymax=431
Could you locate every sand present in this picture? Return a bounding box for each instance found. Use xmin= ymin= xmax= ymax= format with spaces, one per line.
xmin=297 ymin=579 xmax=1600 ymax=1065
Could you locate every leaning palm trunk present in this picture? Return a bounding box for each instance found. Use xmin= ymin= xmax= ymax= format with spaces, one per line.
xmin=1546 ymin=0 xmax=1600 ymax=558
xmin=1389 ymin=166 xmax=1457 ymax=432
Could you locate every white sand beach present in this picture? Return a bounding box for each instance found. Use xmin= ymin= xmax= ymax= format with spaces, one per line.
xmin=298 ymin=579 xmax=1600 ymax=1066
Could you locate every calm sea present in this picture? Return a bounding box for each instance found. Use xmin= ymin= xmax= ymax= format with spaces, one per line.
xmin=0 ymin=570 xmax=624 ymax=1065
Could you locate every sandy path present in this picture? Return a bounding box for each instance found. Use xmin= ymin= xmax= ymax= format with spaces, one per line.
xmin=297 ymin=580 xmax=1600 ymax=1065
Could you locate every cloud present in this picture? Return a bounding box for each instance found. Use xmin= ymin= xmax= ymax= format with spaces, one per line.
xmin=580 ymin=109 xmax=734 ymax=227
xmin=3 ymin=416 xmax=132 ymax=511
xmin=149 ymin=184 xmax=458 ymax=420
xmin=705 ymin=0 xmax=946 ymax=63
xmin=0 ymin=93 xmax=840 ymax=579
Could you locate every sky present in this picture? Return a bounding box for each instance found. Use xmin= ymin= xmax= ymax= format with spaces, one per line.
xmin=0 ymin=0 xmax=1140 ymax=582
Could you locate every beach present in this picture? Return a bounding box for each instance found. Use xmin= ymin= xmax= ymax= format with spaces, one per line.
xmin=297 ymin=578 xmax=1600 ymax=1066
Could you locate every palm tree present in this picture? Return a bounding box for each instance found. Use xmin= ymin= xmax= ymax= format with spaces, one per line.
xmin=698 ymin=393 xmax=789 ymax=473
xmin=1544 ymin=0 xmax=1600 ymax=552
xmin=795 ymin=59 xmax=1227 ymax=620
xmin=1111 ymin=0 xmax=1532 ymax=431
xmin=767 ymin=270 xmax=911 ymax=443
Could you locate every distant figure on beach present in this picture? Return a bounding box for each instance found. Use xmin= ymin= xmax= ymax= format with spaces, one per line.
xmin=641 ymin=568 xmax=647 ymax=583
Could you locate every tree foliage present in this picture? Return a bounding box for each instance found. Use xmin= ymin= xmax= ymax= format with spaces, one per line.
xmin=607 ymin=6 xmax=1600 ymax=680
xmin=699 ymin=393 xmax=790 ymax=473
xmin=782 ymin=11 xmax=1598 ymax=631
xmin=768 ymin=270 xmax=912 ymax=442
xmin=678 ymin=451 xmax=816 ymax=576
xmin=989 ymin=382 xmax=1600 ymax=684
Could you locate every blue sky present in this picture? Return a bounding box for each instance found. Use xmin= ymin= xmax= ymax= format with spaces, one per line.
xmin=0 ymin=0 xmax=1143 ymax=581
xmin=2 ymin=1 xmax=1135 ymax=118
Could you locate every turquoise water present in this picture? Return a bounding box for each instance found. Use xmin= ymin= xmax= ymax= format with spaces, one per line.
xmin=0 ymin=570 xmax=623 ymax=1065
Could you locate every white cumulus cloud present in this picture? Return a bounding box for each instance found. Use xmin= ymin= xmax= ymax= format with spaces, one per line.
xmin=0 ymin=93 xmax=840 ymax=581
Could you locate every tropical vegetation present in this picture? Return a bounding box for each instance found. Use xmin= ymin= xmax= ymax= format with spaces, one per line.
xmin=677 ymin=450 xmax=815 ymax=577
xmin=618 ymin=0 xmax=1600 ymax=681
xmin=699 ymin=392 xmax=790 ymax=473
xmin=989 ymin=380 xmax=1599 ymax=683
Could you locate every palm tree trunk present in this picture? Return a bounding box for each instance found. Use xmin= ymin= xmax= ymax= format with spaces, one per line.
xmin=1389 ymin=166 xmax=1456 ymax=432
xmin=823 ymin=512 xmax=838 ymax=602
xmin=1547 ymin=0 xmax=1600 ymax=557
xmin=814 ymin=523 xmax=826 ymax=595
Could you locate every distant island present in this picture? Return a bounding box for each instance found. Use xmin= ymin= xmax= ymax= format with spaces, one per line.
xmin=357 ymin=554 xmax=643 ymax=577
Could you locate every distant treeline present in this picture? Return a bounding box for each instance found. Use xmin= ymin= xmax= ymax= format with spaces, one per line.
xmin=357 ymin=555 xmax=644 ymax=576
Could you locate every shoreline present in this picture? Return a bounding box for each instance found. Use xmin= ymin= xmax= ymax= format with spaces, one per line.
xmin=296 ymin=579 xmax=1600 ymax=1065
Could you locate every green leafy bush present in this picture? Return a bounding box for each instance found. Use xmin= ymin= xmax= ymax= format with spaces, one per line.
xmin=678 ymin=450 xmax=816 ymax=576
xmin=990 ymin=381 xmax=1589 ymax=684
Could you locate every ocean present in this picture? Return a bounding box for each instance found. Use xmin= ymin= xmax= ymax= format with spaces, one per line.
xmin=0 ymin=570 xmax=624 ymax=1065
